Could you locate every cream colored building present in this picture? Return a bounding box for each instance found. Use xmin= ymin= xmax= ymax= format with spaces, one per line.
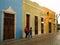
xmin=22 ymin=0 xmax=56 ymax=37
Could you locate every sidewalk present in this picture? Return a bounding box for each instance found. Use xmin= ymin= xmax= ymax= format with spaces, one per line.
xmin=1 ymin=32 xmax=57 ymax=45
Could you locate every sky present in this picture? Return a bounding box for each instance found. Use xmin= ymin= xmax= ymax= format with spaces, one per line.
xmin=31 ymin=0 xmax=60 ymax=24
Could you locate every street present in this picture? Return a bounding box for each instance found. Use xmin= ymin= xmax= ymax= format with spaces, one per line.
xmin=1 ymin=32 xmax=60 ymax=45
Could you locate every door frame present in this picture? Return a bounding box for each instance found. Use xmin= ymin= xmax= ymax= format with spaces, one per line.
xmin=1 ymin=6 xmax=16 ymax=40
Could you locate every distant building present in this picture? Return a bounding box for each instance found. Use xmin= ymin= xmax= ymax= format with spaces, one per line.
xmin=57 ymin=24 xmax=60 ymax=30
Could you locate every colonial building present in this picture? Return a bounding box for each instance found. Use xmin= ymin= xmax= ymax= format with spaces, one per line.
xmin=0 ymin=0 xmax=22 ymax=42
xmin=0 ymin=0 xmax=56 ymax=42
xmin=22 ymin=0 xmax=56 ymax=37
xmin=42 ymin=7 xmax=56 ymax=34
xmin=22 ymin=0 xmax=46 ymax=37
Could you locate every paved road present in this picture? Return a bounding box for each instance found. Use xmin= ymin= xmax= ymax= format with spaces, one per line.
xmin=1 ymin=32 xmax=60 ymax=45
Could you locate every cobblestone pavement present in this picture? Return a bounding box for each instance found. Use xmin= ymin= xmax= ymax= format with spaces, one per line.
xmin=1 ymin=32 xmax=60 ymax=45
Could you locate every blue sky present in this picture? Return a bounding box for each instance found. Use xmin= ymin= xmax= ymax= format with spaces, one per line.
xmin=31 ymin=0 xmax=60 ymax=24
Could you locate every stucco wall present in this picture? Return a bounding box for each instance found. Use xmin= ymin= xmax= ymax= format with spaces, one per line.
xmin=22 ymin=0 xmax=45 ymax=37
xmin=0 ymin=0 xmax=22 ymax=41
xmin=43 ymin=7 xmax=55 ymax=34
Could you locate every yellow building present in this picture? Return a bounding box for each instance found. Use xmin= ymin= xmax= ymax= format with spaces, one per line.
xmin=22 ymin=0 xmax=56 ymax=37
xmin=43 ymin=7 xmax=56 ymax=34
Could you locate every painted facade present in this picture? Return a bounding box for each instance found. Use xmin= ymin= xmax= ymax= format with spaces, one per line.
xmin=0 ymin=0 xmax=22 ymax=42
xmin=43 ymin=7 xmax=56 ymax=34
xmin=0 ymin=0 xmax=56 ymax=42
xmin=22 ymin=0 xmax=46 ymax=37
xmin=22 ymin=0 xmax=56 ymax=37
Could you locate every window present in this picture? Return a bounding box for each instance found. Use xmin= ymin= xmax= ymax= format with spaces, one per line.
xmin=47 ymin=12 xmax=49 ymax=16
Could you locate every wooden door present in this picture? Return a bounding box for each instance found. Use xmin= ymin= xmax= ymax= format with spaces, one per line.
xmin=41 ymin=17 xmax=44 ymax=34
xmin=41 ymin=23 xmax=44 ymax=33
xmin=49 ymin=22 xmax=51 ymax=33
xmin=35 ymin=16 xmax=38 ymax=35
xmin=3 ymin=13 xmax=15 ymax=40
xmin=26 ymin=14 xmax=30 ymax=30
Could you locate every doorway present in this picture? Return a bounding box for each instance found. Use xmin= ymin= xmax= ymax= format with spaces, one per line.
xmin=35 ymin=16 xmax=38 ymax=35
xmin=26 ymin=14 xmax=30 ymax=30
xmin=41 ymin=23 xmax=44 ymax=34
xmin=41 ymin=17 xmax=44 ymax=34
xmin=49 ymin=22 xmax=52 ymax=33
xmin=3 ymin=12 xmax=15 ymax=40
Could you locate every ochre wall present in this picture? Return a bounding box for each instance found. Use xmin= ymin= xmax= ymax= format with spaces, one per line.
xmin=43 ymin=7 xmax=55 ymax=34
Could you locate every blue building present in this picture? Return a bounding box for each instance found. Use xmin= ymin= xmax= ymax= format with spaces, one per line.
xmin=0 ymin=0 xmax=22 ymax=42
